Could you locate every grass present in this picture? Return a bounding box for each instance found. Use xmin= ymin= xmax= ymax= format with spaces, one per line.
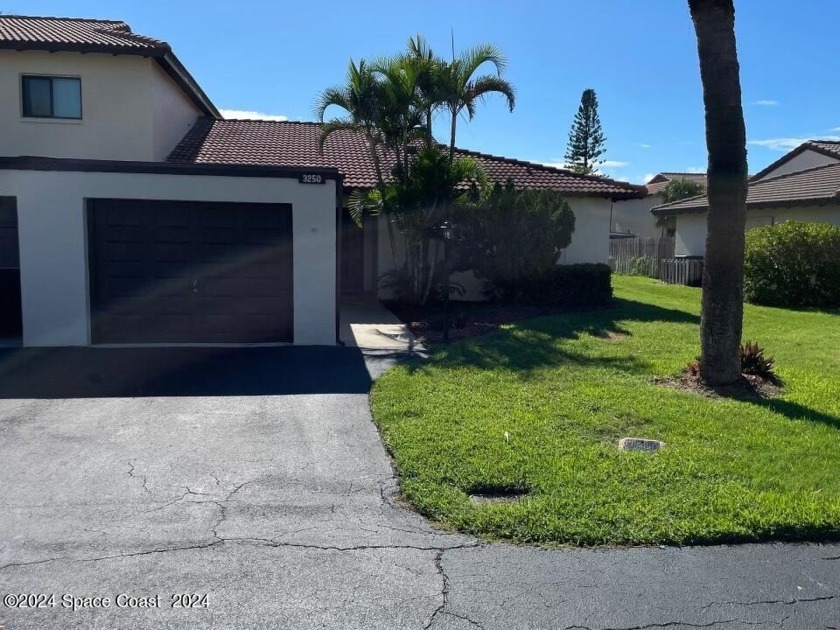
xmin=370 ymin=277 xmax=840 ymax=546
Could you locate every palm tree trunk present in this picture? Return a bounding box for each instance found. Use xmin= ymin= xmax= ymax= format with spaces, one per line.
xmin=689 ymin=0 xmax=748 ymax=386
xmin=449 ymin=107 xmax=458 ymax=162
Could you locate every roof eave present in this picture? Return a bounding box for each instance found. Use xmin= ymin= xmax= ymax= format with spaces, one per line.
xmin=652 ymin=195 xmax=840 ymax=216
xmin=157 ymin=52 xmax=221 ymax=119
xmin=0 ymin=39 xmax=168 ymax=56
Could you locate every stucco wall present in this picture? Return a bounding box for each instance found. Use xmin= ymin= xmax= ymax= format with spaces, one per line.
xmin=675 ymin=205 xmax=840 ymax=256
xmin=0 ymin=50 xmax=200 ymax=162
xmin=611 ymin=194 xmax=662 ymax=238
xmin=558 ymin=197 xmax=613 ymax=265
xmin=754 ymin=150 xmax=839 ymax=181
xmin=0 ymin=169 xmax=337 ymax=346
xmin=375 ymin=195 xmax=614 ymax=300
xmin=150 ymin=63 xmax=203 ymax=161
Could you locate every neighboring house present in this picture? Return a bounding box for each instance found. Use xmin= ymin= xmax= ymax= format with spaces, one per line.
xmin=611 ymin=172 xmax=707 ymax=238
xmin=0 ymin=14 xmax=644 ymax=348
xmin=652 ymin=141 xmax=840 ymax=256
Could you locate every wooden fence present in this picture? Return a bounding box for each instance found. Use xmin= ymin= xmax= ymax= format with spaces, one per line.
xmin=660 ymin=258 xmax=704 ymax=286
xmin=609 ymin=237 xmax=675 ymax=278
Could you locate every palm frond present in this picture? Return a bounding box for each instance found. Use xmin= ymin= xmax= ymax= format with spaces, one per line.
xmin=346 ymin=189 xmax=383 ymax=227
xmin=458 ymin=43 xmax=508 ymax=78
xmin=467 ymin=75 xmax=516 ymax=113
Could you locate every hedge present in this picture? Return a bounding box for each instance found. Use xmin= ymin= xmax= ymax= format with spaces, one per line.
xmin=744 ymin=221 xmax=840 ymax=309
xmin=492 ymin=263 xmax=613 ymax=307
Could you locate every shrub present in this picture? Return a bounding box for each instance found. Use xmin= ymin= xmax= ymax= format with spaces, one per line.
xmin=739 ymin=341 xmax=777 ymax=381
xmin=744 ymin=221 xmax=840 ymax=308
xmin=628 ymin=256 xmax=655 ymax=277
xmin=452 ymin=181 xmax=576 ymax=300
xmin=501 ymin=263 xmax=613 ymax=307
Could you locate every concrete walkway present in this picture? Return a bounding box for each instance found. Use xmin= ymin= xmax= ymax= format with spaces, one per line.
xmin=340 ymin=297 xmax=426 ymax=353
xmin=0 ymin=346 xmax=837 ymax=629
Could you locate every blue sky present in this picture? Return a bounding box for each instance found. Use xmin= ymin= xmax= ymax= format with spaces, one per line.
xmin=6 ymin=0 xmax=840 ymax=183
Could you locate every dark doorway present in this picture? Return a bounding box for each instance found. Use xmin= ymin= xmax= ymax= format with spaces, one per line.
xmin=341 ymin=210 xmax=365 ymax=294
xmin=0 ymin=197 xmax=22 ymax=340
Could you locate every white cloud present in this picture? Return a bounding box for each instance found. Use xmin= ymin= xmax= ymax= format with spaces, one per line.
xmin=537 ymin=158 xmax=628 ymax=175
xmin=640 ymin=143 xmax=651 ymax=149
xmin=753 ymin=99 xmax=779 ymax=106
xmin=219 ymin=108 xmax=289 ymax=121
xmin=631 ymin=173 xmax=656 ymax=185
xmin=748 ymin=135 xmax=840 ymax=151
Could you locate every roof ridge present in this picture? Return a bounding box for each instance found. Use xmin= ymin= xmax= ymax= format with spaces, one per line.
xmin=452 ymin=146 xmax=646 ymax=192
xmin=0 ymin=14 xmax=125 ymax=24
xmin=215 ymin=119 xmax=320 ymax=125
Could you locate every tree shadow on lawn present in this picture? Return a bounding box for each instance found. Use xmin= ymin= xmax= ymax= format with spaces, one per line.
xmin=403 ymin=298 xmax=700 ymax=378
xmin=747 ymin=397 xmax=840 ymax=431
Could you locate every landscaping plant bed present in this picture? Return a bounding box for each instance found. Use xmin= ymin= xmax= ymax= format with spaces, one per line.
xmin=384 ymin=301 xmax=569 ymax=344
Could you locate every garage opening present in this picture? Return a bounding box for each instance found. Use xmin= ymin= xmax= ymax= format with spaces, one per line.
xmin=0 ymin=197 xmax=22 ymax=344
xmin=88 ymin=199 xmax=293 ymax=344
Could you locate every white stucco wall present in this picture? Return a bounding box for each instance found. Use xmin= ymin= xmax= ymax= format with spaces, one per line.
xmin=558 ymin=197 xmax=613 ymax=265
xmin=0 ymin=169 xmax=337 ymax=346
xmin=150 ymin=63 xmax=203 ymax=161
xmin=754 ymin=149 xmax=839 ymax=181
xmin=374 ymin=195 xmax=614 ymax=300
xmin=611 ymin=194 xmax=662 ymax=238
xmin=675 ymin=205 xmax=840 ymax=256
xmin=0 ymin=50 xmax=201 ymax=162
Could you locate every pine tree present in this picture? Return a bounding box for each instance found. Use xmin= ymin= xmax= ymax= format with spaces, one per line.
xmin=564 ymin=89 xmax=606 ymax=175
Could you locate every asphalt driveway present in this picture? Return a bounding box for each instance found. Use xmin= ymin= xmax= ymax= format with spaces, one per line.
xmin=0 ymin=346 xmax=837 ymax=629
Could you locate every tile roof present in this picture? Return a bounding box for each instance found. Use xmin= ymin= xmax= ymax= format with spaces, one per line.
xmin=807 ymin=140 xmax=840 ymax=158
xmin=0 ymin=15 xmax=170 ymax=54
xmin=652 ymin=162 xmax=840 ymax=215
xmin=645 ymin=172 xmax=707 ymax=195
xmin=750 ymin=140 xmax=840 ymax=181
xmin=168 ymin=119 xmax=646 ymax=199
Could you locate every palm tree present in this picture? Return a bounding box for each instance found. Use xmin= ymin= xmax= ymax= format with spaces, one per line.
xmin=437 ymin=44 xmax=516 ymax=160
xmin=315 ymin=59 xmax=388 ymax=190
xmin=405 ymin=34 xmax=441 ymax=146
xmin=688 ymin=0 xmax=749 ymax=386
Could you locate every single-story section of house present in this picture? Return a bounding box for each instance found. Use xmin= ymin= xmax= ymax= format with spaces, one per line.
xmin=611 ymin=172 xmax=707 ymax=239
xmin=168 ymin=119 xmax=647 ymax=300
xmin=651 ymin=141 xmax=840 ymax=256
xmin=0 ymin=158 xmax=342 ymax=346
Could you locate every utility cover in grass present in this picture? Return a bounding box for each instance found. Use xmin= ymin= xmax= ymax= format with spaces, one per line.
xmin=618 ymin=437 xmax=664 ymax=452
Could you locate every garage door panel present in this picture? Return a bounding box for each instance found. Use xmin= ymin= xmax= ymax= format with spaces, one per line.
xmin=89 ymin=199 xmax=293 ymax=344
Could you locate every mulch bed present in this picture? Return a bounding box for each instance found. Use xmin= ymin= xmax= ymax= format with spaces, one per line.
xmin=653 ymin=372 xmax=783 ymax=400
xmin=384 ymin=301 xmax=565 ymax=345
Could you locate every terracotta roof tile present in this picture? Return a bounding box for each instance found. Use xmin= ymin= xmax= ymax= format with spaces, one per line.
xmin=0 ymin=15 xmax=170 ymax=54
xmin=652 ymin=162 xmax=840 ymax=215
xmin=168 ymin=119 xmax=646 ymax=199
xmin=645 ymin=172 xmax=707 ymax=195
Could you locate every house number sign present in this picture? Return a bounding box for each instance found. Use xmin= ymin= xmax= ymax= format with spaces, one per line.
xmin=299 ymin=174 xmax=326 ymax=184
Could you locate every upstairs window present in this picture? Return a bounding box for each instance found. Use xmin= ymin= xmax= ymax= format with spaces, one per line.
xmin=21 ymin=76 xmax=82 ymax=119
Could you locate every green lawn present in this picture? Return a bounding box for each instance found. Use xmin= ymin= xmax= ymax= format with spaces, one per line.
xmin=370 ymin=276 xmax=840 ymax=546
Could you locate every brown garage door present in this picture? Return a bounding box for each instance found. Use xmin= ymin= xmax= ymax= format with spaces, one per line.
xmin=88 ymin=199 xmax=293 ymax=344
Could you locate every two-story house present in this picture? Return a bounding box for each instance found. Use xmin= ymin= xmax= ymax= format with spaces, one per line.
xmin=0 ymin=14 xmax=646 ymax=348
xmin=0 ymin=16 xmax=342 ymax=347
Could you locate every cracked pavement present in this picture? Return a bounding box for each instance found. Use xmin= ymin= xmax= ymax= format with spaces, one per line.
xmin=0 ymin=346 xmax=838 ymax=629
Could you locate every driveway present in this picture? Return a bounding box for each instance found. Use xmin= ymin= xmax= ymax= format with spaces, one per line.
xmin=0 ymin=347 xmax=837 ymax=630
